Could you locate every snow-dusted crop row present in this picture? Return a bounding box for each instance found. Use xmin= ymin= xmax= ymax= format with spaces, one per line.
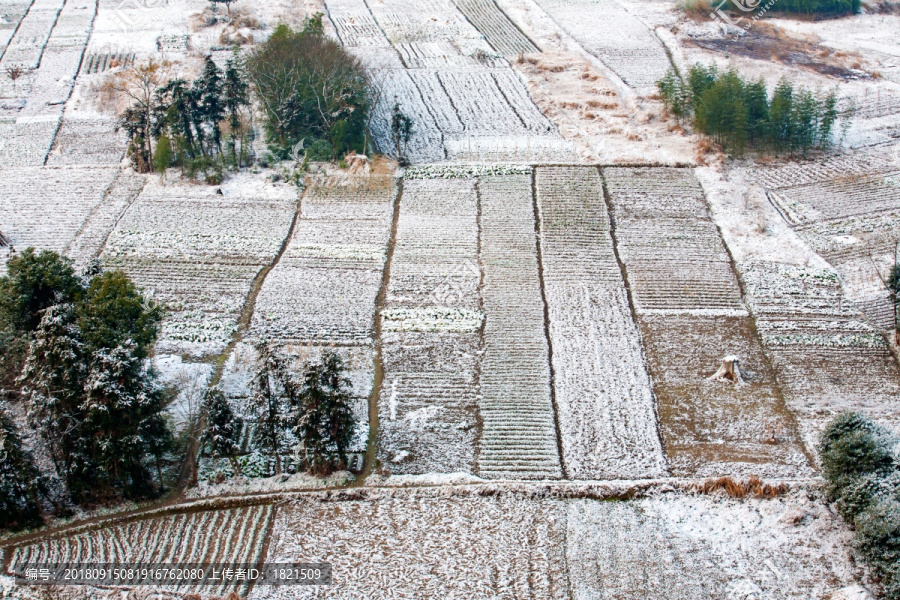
xmin=605 ymin=167 xmax=745 ymax=314
xmin=378 ymin=177 xmax=482 ymax=474
xmin=0 ymin=0 xmax=32 ymax=59
xmin=0 ymin=0 xmax=64 ymax=69
xmin=451 ymin=0 xmax=537 ymax=56
xmin=566 ymin=492 xmax=861 ymax=599
xmin=0 ymin=165 xmax=120 ymax=257
xmin=9 ymin=504 xmax=274 ymax=597
xmin=249 ymin=174 xmax=394 ymax=344
xmin=101 ymin=177 xmax=298 ymax=356
xmin=532 ymin=0 xmax=670 ymax=93
xmin=253 ymin=490 xmax=568 ymax=600
xmin=750 ymin=146 xmax=897 ymax=190
xmin=479 ymin=172 xmax=561 ymax=479
xmin=324 ymin=0 xmax=567 ymax=163
xmin=740 ymin=260 xmax=900 ymax=448
xmin=536 ymin=166 xmax=665 ymax=479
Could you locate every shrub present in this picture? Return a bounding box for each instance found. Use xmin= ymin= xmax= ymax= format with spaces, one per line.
xmin=246 ymin=16 xmax=369 ymax=160
xmin=820 ymin=412 xmax=900 ymax=599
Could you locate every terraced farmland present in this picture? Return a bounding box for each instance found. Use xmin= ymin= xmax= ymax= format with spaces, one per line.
xmin=605 ymin=167 xmax=811 ymax=476
xmin=740 ymin=260 xmax=900 ymax=447
xmin=0 ymin=165 xmax=120 ymax=266
xmin=100 ymin=178 xmax=298 ymax=356
xmin=479 ymin=172 xmax=561 ymax=479
xmin=536 ymin=166 xmax=665 ymax=479
xmin=325 ymin=0 xmax=572 ymax=163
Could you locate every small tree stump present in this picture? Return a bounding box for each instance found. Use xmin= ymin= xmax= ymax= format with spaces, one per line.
xmin=708 ymin=355 xmax=743 ymax=384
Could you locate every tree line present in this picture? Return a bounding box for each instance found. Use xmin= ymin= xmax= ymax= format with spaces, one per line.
xmin=0 ymin=250 xmax=169 ymax=528
xmin=657 ymin=64 xmax=847 ymax=156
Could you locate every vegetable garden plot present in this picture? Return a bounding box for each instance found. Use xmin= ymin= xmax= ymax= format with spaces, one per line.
xmin=639 ymin=315 xmax=812 ymax=478
xmin=378 ymin=332 xmax=481 ymax=473
xmin=8 ymin=504 xmax=274 ymax=597
xmin=0 ymin=165 xmax=119 ymax=253
xmin=567 ymin=493 xmax=861 ymax=600
xmin=532 ymin=0 xmax=670 ymax=93
xmin=46 ymin=116 xmax=126 ymax=165
xmin=255 ymin=491 xmax=568 ymax=600
xmin=452 ymin=0 xmax=537 ymax=56
xmin=604 ymin=167 xmax=745 ymax=314
xmin=768 ymin=173 xmax=900 ymax=227
xmin=0 ymin=0 xmax=64 ymax=69
xmin=377 ymin=177 xmax=482 ymax=474
xmin=101 ymin=180 xmax=297 ymax=356
xmin=64 ymin=168 xmax=145 ymax=268
xmin=740 ymin=261 xmax=900 ymax=449
xmin=479 ymin=173 xmax=561 ymax=479
xmin=750 ymin=147 xmax=898 ymax=191
xmin=249 ymin=175 xmax=395 ymax=345
xmin=535 ymin=166 xmax=665 ymax=480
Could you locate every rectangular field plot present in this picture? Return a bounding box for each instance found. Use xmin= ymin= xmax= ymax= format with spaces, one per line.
xmin=452 ymin=0 xmax=537 ymax=56
xmin=325 ymin=0 xmax=570 ymax=164
xmin=0 ymin=165 xmax=119 ymax=261
xmin=605 ymin=167 xmax=745 ymax=314
xmin=740 ymin=261 xmax=900 ymax=449
xmin=532 ymin=0 xmax=670 ymax=93
xmin=567 ymin=493 xmax=860 ymax=600
xmin=249 ymin=174 xmax=395 ymax=345
xmin=101 ymin=178 xmax=298 ymax=357
xmin=378 ymin=177 xmax=482 ymax=474
xmin=46 ymin=116 xmax=126 ymax=165
xmin=254 ymin=491 xmax=568 ymax=600
xmin=536 ymin=166 xmax=665 ymax=479
xmin=479 ymin=173 xmax=561 ymax=479
xmin=640 ymin=315 xmax=812 ymax=478
xmin=8 ymin=504 xmax=274 ymax=597
xmin=0 ymin=0 xmax=64 ymax=69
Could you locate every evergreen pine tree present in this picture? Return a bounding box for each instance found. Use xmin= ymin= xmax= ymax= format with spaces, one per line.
xmin=201 ymin=387 xmax=242 ymax=476
xmin=199 ymin=56 xmax=226 ymax=157
xmin=0 ymin=407 xmax=44 ymax=529
xmin=0 ymin=249 xmax=83 ymax=334
xmin=292 ymin=351 xmax=356 ymax=475
xmin=248 ymin=341 xmax=294 ymax=474
xmin=79 ymin=343 xmax=171 ymax=500
xmin=20 ymin=304 xmax=86 ymax=478
xmin=223 ymin=51 xmax=250 ymax=165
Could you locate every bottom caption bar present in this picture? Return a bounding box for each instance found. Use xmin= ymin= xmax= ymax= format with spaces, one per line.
xmin=14 ymin=564 xmax=332 ymax=586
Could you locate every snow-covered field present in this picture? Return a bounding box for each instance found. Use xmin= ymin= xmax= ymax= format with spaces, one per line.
xmin=101 ymin=175 xmax=298 ymax=356
xmin=6 ymin=0 xmax=900 ymax=595
xmin=537 ymin=166 xmax=665 ymax=479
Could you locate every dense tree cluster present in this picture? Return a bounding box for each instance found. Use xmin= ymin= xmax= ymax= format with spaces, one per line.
xmin=0 ymin=249 xmax=172 ymax=520
xmin=119 ymin=52 xmax=251 ymax=181
xmin=820 ymin=412 xmax=900 ymax=598
xmin=246 ymin=16 xmax=370 ymax=161
xmin=658 ymin=65 xmax=843 ymax=156
xmin=237 ymin=342 xmax=356 ymax=476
